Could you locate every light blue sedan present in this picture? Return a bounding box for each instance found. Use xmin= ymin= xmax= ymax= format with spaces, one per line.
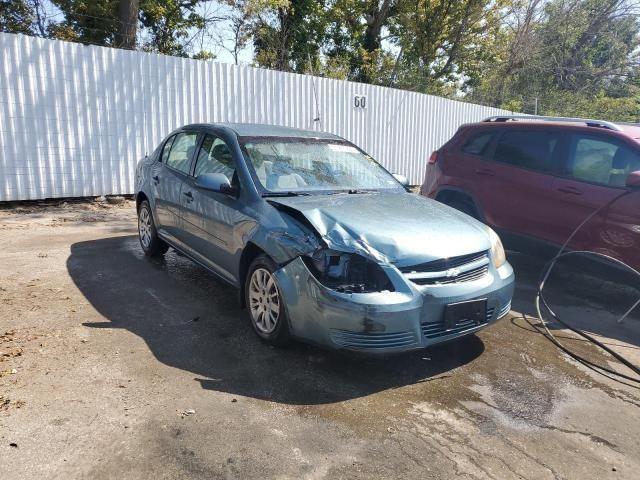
xmin=135 ymin=123 xmax=514 ymax=353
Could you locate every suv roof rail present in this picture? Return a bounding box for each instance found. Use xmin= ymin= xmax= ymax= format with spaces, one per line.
xmin=482 ymin=115 xmax=623 ymax=132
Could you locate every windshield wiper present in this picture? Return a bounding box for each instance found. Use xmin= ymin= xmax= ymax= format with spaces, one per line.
xmin=325 ymin=188 xmax=375 ymax=195
xmin=262 ymin=191 xmax=311 ymax=197
xmin=347 ymin=189 xmax=375 ymax=194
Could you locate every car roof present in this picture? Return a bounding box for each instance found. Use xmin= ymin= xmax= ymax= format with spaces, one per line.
xmin=618 ymin=123 xmax=640 ymax=141
xmin=181 ymin=122 xmax=344 ymax=140
xmin=463 ymin=119 xmax=640 ymax=144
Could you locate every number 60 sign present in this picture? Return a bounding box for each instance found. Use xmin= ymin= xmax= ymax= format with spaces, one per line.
xmin=354 ymin=95 xmax=367 ymax=109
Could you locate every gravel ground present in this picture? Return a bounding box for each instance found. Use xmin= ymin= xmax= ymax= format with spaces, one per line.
xmin=0 ymin=199 xmax=639 ymax=479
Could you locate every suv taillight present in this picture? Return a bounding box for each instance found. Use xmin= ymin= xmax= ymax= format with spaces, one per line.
xmin=428 ymin=151 xmax=438 ymax=165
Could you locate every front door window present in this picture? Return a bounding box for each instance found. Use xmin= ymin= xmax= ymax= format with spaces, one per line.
xmin=566 ymin=135 xmax=640 ymax=187
xmin=193 ymin=135 xmax=236 ymax=180
xmin=165 ymin=132 xmax=198 ymax=174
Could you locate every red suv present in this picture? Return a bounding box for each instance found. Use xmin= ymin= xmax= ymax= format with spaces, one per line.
xmin=420 ymin=116 xmax=640 ymax=270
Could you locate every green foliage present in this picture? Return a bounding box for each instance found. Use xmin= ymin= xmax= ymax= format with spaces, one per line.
xmin=2 ymin=0 xmax=638 ymax=122
xmin=391 ymin=0 xmax=508 ymax=94
xmin=320 ymin=0 xmax=395 ymax=84
xmin=192 ymin=50 xmax=216 ymax=60
xmin=48 ymin=0 xmax=213 ymax=57
xmin=471 ymin=0 xmax=640 ymax=121
xmin=139 ymin=0 xmax=206 ymax=56
xmin=0 ymin=0 xmax=34 ymax=35
xmin=50 ymin=0 xmax=120 ymax=45
xmin=539 ymin=90 xmax=640 ymax=123
xmin=249 ymin=0 xmax=328 ymax=73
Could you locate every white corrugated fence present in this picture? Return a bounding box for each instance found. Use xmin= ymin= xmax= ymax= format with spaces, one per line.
xmin=0 ymin=32 xmax=512 ymax=201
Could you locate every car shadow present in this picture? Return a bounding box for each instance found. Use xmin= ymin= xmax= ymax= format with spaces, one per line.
xmin=509 ymin=250 xmax=640 ymax=349
xmin=67 ymin=235 xmax=485 ymax=405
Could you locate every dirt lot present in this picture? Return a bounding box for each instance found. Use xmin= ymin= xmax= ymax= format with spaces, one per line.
xmin=1 ymin=199 xmax=639 ymax=479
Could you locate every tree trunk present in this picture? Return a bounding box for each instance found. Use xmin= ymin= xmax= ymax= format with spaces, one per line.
xmin=358 ymin=0 xmax=394 ymax=83
xmin=363 ymin=0 xmax=393 ymax=52
xmin=117 ymin=0 xmax=139 ymax=49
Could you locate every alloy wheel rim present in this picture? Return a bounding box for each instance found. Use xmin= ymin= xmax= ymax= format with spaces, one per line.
xmin=139 ymin=207 xmax=152 ymax=249
xmin=248 ymin=268 xmax=280 ymax=334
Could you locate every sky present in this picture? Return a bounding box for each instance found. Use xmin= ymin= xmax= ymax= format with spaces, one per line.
xmin=182 ymin=0 xmax=254 ymax=64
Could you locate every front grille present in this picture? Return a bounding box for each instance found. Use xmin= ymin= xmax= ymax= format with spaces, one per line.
xmin=410 ymin=265 xmax=489 ymax=286
xmin=329 ymin=329 xmax=418 ymax=350
xmin=421 ymin=307 xmax=495 ymax=339
xmin=399 ymin=251 xmax=488 ymax=273
xmin=401 ymin=250 xmax=490 ymax=286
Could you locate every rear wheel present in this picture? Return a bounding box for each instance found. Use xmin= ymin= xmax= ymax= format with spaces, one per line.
xmin=138 ymin=200 xmax=168 ymax=257
xmin=245 ymin=255 xmax=290 ymax=345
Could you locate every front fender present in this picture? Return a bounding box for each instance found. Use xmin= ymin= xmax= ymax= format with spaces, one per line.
xmin=246 ymin=224 xmax=321 ymax=266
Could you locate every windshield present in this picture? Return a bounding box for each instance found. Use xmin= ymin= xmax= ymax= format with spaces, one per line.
xmin=240 ymin=137 xmax=404 ymax=193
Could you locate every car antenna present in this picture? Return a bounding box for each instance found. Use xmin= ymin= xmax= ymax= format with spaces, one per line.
xmin=308 ymin=52 xmax=323 ymax=131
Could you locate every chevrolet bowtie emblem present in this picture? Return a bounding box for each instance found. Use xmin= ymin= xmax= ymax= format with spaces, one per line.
xmin=445 ymin=267 xmax=461 ymax=278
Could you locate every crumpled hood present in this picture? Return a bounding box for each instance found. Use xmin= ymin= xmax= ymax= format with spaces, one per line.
xmin=268 ymin=192 xmax=491 ymax=267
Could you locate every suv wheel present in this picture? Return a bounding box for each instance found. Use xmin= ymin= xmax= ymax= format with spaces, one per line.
xmin=138 ymin=200 xmax=169 ymax=257
xmin=445 ymin=199 xmax=478 ymax=220
xmin=245 ymin=255 xmax=290 ymax=345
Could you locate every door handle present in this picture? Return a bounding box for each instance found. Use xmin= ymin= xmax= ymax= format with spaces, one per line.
xmin=183 ymin=191 xmax=193 ymax=199
xmin=152 ymin=175 xmax=159 ymax=184
xmin=475 ymin=168 xmax=495 ymax=176
xmin=558 ymin=186 xmax=582 ymax=196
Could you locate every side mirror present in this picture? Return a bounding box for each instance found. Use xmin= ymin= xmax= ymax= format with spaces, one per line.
xmin=392 ymin=173 xmax=409 ymax=187
xmin=626 ymin=171 xmax=640 ymax=190
xmin=194 ymin=173 xmax=237 ymax=195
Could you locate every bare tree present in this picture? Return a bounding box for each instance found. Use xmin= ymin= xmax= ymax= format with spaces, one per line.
xmin=497 ymin=0 xmax=546 ymax=104
xmin=30 ymin=0 xmax=49 ymax=37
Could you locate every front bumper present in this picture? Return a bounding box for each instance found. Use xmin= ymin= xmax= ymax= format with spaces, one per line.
xmin=274 ymin=257 xmax=514 ymax=354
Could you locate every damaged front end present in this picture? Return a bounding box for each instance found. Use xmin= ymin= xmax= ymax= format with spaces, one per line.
xmin=274 ymin=251 xmax=514 ymax=353
xmin=273 ymin=256 xmax=424 ymax=352
xmin=265 ymin=207 xmax=424 ymax=351
xmin=302 ymin=249 xmax=395 ymax=294
xmin=263 ymin=195 xmax=514 ymax=353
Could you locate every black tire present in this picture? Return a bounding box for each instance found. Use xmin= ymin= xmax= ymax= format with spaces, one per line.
xmin=244 ymin=255 xmax=290 ymax=346
xmin=137 ymin=200 xmax=169 ymax=257
xmin=445 ymin=199 xmax=478 ymax=219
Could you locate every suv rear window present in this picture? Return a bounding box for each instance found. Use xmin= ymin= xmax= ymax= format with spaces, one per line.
xmin=461 ymin=131 xmax=494 ymax=156
xmin=492 ymin=130 xmax=556 ymax=173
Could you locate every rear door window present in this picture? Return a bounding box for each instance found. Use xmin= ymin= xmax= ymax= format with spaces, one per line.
xmin=492 ymin=130 xmax=557 ymax=173
xmin=165 ymin=132 xmax=198 ymax=174
xmin=461 ymin=131 xmax=494 ymax=156
xmin=566 ymin=134 xmax=640 ymax=187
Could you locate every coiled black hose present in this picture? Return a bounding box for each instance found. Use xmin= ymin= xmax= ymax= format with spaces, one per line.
xmin=535 ymin=189 xmax=640 ymax=384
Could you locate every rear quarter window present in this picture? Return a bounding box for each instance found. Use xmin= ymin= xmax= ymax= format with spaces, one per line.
xmin=461 ymin=131 xmax=495 ymax=156
xmin=160 ymin=136 xmax=176 ymax=163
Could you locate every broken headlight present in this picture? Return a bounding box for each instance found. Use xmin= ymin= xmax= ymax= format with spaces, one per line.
xmin=302 ymin=249 xmax=395 ymax=293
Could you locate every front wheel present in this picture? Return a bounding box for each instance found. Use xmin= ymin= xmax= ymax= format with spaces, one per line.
xmin=138 ymin=200 xmax=168 ymax=257
xmin=245 ymin=255 xmax=290 ymax=345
